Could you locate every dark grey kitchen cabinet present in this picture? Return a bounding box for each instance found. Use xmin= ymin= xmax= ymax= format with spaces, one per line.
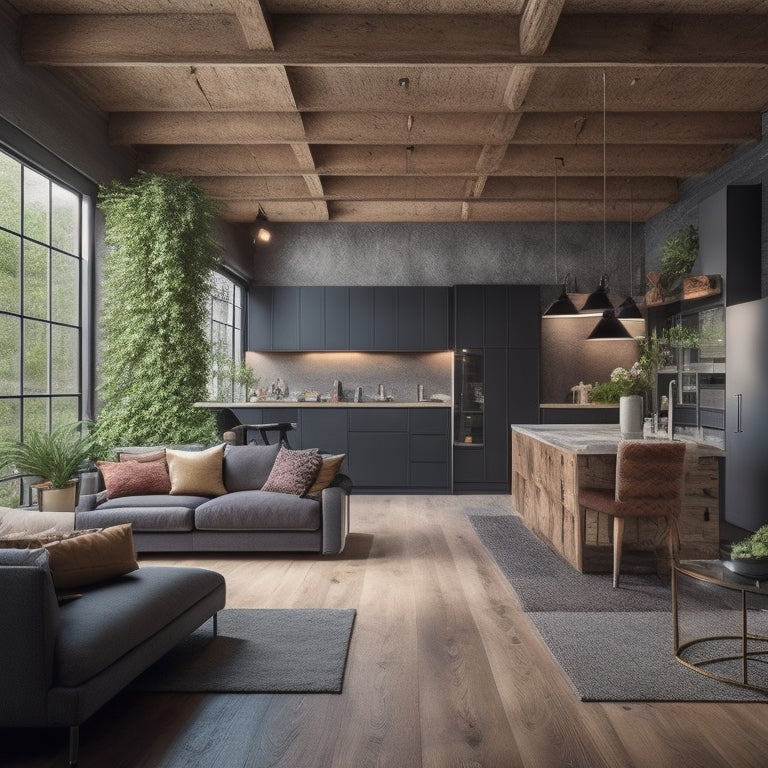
xmin=271 ymin=287 xmax=300 ymax=350
xmin=248 ymin=286 xmax=273 ymax=351
xmin=453 ymin=285 xmax=540 ymax=493
xmin=348 ymin=406 xmax=409 ymax=489
xmin=423 ymin=286 xmax=452 ymax=350
xmin=348 ymin=287 xmax=374 ymax=349
xmin=397 ymin=287 xmax=422 ymax=351
xmin=300 ymin=409 xmax=349 ymax=474
xmin=324 ymin=287 xmax=349 ymax=350
xmin=409 ymin=408 xmax=450 ymax=491
xmin=373 ymin=287 xmax=398 ymax=350
xmin=725 ymin=296 xmax=768 ymax=531
xmin=300 ymin=287 xmax=325 ymax=350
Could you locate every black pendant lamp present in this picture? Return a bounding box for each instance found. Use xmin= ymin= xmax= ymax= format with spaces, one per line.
xmin=587 ymin=309 xmax=632 ymax=340
xmin=616 ymin=179 xmax=644 ymax=319
xmin=543 ymin=157 xmax=580 ymax=317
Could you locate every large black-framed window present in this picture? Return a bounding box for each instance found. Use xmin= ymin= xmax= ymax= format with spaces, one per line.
xmin=206 ymin=269 xmax=245 ymax=401
xmin=0 ymin=145 xmax=88 ymax=443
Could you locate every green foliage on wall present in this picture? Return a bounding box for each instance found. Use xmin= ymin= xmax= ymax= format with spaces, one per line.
xmin=93 ymin=173 xmax=220 ymax=452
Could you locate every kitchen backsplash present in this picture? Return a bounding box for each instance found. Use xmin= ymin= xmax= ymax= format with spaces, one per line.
xmin=245 ymin=351 xmax=453 ymax=403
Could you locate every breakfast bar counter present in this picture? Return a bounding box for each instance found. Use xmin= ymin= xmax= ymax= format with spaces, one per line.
xmin=511 ymin=424 xmax=722 ymax=575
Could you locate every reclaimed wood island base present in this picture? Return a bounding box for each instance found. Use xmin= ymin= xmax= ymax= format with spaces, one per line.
xmin=511 ymin=425 xmax=722 ymax=577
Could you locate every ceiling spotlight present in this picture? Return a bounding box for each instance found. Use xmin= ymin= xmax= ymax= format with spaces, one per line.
xmin=398 ymin=77 xmax=410 ymax=89
xmin=253 ymin=206 xmax=271 ymax=245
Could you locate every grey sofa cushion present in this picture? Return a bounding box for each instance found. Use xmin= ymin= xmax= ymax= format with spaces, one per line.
xmin=0 ymin=547 xmax=52 ymax=567
xmin=195 ymin=491 xmax=321 ymax=531
xmin=76 ymin=506 xmax=195 ymax=533
xmin=223 ymin=443 xmax=281 ymax=492
xmin=95 ymin=493 xmax=209 ymax=510
xmin=54 ymin=566 xmax=225 ymax=687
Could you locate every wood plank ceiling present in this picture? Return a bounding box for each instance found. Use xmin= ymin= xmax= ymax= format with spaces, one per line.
xmin=11 ymin=0 xmax=768 ymax=224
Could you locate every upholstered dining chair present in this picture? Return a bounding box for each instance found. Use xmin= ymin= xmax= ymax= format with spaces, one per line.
xmin=578 ymin=440 xmax=687 ymax=588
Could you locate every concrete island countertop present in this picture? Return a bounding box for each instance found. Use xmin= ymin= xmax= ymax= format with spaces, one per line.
xmin=511 ymin=423 xmax=724 ymax=457
xmin=539 ymin=403 xmax=619 ymax=409
xmin=196 ymin=400 xmax=452 ymax=409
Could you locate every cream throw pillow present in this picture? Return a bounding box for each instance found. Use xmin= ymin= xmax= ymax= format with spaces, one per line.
xmin=166 ymin=444 xmax=227 ymax=497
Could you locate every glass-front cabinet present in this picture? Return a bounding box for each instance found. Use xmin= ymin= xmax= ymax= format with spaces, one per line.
xmin=454 ymin=349 xmax=484 ymax=445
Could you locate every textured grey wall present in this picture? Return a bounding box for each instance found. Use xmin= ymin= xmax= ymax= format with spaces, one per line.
xmin=245 ymin=220 xmax=646 ymax=310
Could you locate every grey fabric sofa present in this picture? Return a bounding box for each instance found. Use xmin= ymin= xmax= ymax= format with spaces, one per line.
xmin=75 ymin=443 xmax=351 ymax=554
xmin=0 ymin=546 xmax=225 ymax=765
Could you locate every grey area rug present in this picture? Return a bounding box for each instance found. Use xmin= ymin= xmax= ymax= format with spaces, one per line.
xmin=470 ymin=514 xmax=768 ymax=702
xmin=130 ymin=608 xmax=356 ymax=694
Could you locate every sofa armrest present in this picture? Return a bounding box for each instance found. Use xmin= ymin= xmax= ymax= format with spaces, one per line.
xmin=320 ymin=485 xmax=350 ymax=555
xmin=75 ymin=492 xmax=100 ymax=514
xmin=0 ymin=549 xmax=60 ymax=726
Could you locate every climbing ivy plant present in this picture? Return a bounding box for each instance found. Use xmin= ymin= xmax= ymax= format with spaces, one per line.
xmin=93 ymin=173 xmax=220 ymax=453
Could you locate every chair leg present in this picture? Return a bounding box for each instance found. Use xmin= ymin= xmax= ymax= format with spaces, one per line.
xmin=68 ymin=725 xmax=79 ymax=766
xmin=613 ymin=517 xmax=625 ymax=588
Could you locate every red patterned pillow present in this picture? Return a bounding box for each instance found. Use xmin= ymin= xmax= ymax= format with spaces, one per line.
xmin=96 ymin=459 xmax=172 ymax=499
xmin=261 ymin=447 xmax=322 ymax=496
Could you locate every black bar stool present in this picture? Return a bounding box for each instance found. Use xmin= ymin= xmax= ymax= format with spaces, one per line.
xmin=231 ymin=422 xmax=296 ymax=448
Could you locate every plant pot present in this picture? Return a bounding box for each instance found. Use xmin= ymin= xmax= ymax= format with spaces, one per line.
xmin=723 ymin=558 xmax=768 ymax=579
xmin=35 ymin=481 xmax=78 ymax=513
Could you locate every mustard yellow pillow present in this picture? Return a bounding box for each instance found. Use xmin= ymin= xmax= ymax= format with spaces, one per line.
xmin=43 ymin=524 xmax=138 ymax=589
xmin=307 ymin=454 xmax=346 ymax=495
xmin=165 ymin=444 xmax=227 ymax=497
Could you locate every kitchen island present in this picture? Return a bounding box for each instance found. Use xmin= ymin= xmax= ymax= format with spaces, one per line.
xmin=511 ymin=425 xmax=722 ymax=576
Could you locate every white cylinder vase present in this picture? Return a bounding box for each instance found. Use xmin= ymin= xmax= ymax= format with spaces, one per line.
xmin=619 ymin=395 xmax=644 ymax=439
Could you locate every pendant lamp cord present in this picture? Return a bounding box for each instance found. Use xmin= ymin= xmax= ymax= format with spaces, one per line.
xmin=628 ymin=178 xmax=633 ymax=296
xmin=602 ymin=70 xmax=607 ymax=277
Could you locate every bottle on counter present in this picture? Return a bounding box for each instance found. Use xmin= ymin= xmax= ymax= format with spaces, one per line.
xmin=417 ymin=384 xmax=424 ymax=402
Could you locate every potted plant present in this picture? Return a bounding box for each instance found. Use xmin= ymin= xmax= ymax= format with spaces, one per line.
xmin=659 ymin=225 xmax=699 ymax=294
xmin=0 ymin=422 xmax=95 ymax=512
xmin=724 ymin=526 xmax=768 ymax=578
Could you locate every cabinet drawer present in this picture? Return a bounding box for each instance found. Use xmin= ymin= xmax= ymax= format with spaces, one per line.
xmin=410 ymin=434 xmax=449 ymax=463
xmin=349 ymin=408 xmax=408 ymax=431
xmin=410 ymin=408 xmax=449 ymax=434
xmin=348 ymin=433 xmax=409 ymax=486
xmin=410 ymin=462 xmax=448 ymax=488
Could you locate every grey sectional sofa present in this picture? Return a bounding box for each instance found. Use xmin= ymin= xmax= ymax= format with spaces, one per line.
xmin=0 ymin=546 xmax=225 ymax=766
xmin=75 ymin=443 xmax=351 ymax=554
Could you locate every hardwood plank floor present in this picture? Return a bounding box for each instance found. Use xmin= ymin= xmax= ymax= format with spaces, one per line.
xmin=5 ymin=495 xmax=768 ymax=767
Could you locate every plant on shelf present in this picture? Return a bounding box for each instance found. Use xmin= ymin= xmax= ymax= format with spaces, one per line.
xmin=93 ymin=172 xmax=221 ymax=453
xmin=0 ymin=422 xmax=95 ymax=511
xmin=659 ymin=225 xmax=699 ymax=293
xmin=589 ymin=364 xmax=651 ymax=404
xmin=664 ymin=324 xmax=700 ymax=350
xmin=729 ymin=526 xmax=768 ymax=560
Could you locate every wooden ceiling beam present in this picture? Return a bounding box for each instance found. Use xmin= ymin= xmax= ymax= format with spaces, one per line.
xmin=520 ymin=0 xmax=565 ymax=56
xmin=230 ymin=0 xmax=274 ymax=50
xmin=22 ymin=13 xmax=768 ymax=66
xmin=108 ymin=110 xmax=760 ymax=146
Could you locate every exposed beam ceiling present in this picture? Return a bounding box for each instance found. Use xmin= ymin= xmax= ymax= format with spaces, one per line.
xmin=11 ymin=0 xmax=768 ymax=224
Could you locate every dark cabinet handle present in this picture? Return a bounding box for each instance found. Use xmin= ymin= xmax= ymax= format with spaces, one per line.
xmin=734 ymin=393 xmax=743 ymax=433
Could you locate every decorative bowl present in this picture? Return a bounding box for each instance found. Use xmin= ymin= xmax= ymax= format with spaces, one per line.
xmin=723 ymin=558 xmax=768 ymax=579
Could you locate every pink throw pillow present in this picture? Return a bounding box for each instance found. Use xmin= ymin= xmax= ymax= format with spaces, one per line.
xmin=261 ymin=447 xmax=322 ymax=496
xmin=96 ymin=459 xmax=172 ymax=499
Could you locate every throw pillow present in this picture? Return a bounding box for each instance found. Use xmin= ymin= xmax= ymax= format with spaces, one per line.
xmin=261 ymin=446 xmax=322 ymax=496
xmin=96 ymin=459 xmax=172 ymax=499
xmin=307 ymin=454 xmax=346 ymax=495
xmin=223 ymin=443 xmax=281 ymax=492
xmin=43 ymin=524 xmax=139 ymax=589
xmin=0 ymin=528 xmax=100 ymax=550
xmin=117 ymin=448 xmax=167 ymax=464
xmin=165 ymin=444 xmax=227 ymax=497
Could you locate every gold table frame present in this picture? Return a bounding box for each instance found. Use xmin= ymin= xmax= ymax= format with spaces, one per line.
xmin=673 ymin=559 xmax=768 ymax=693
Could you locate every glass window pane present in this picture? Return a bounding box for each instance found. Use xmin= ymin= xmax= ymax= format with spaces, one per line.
xmin=0 ymin=398 xmax=20 ymax=443
xmin=51 ymin=324 xmax=79 ymax=394
xmin=51 ymin=251 xmax=79 ymax=326
xmin=23 ymin=397 xmax=48 ymax=437
xmin=23 ymin=318 xmax=48 ymax=394
xmin=0 ymin=314 xmax=20 ymax=395
xmin=51 ymin=183 xmax=79 ymax=255
xmin=51 ymin=396 xmax=79 ymax=431
xmin=0 ymin=231 xmax=21 ymax=313
xmin=0 ymin=152 xmax=21 ymax=232
xmin=23 ymin=241 xmax=49 ymax=319
xmin=211 ymin=296 xmax=230 ymax=324
xmin=23 ymin=167 xmax=50 ymax=244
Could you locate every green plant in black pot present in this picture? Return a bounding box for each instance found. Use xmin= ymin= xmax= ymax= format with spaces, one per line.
xmin=729 ymin=526 xmax=768 ymax=560
xmin=659 ymin=225 xmax=699 ymax=293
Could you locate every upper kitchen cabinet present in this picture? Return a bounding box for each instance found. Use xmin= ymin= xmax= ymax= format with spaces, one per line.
xmin=454 ymin=285 xmax=540 ymax=349
xmin=698 ymin=184 xmax=762 ymax=307
xmin=248 ymin=286 xmax=452 ymax=352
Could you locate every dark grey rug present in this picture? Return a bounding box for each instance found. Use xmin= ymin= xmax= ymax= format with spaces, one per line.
xmin=470 ymin=514 xmax=768 ymax=702
xmin=130 ymin=608 xmax=356 ymax=694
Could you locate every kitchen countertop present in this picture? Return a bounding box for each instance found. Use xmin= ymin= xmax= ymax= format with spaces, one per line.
xmin=539 ymin=403 xmax=619 ymax=408
xmin=195 ymin=400 xmax=452 ymax=409
xmin=511 ymin=423 xmax=724 ymax=457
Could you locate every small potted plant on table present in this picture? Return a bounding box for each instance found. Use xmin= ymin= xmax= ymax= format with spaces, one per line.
xmin=724 ymin=526 xmax=768 ymax=579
